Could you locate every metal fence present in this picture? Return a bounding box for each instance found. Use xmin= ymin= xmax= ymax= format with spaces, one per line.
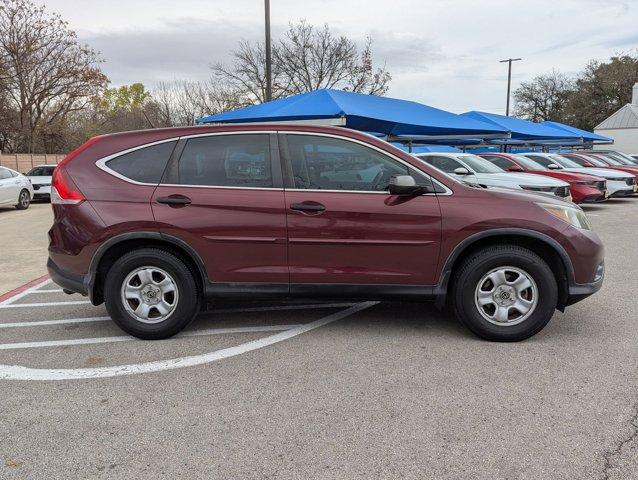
xmin=0 ymin=154 xmax=67 ymax=173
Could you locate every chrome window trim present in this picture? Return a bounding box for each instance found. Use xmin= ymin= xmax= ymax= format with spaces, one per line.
xmin=279 ymin=130 xmax=453 ymax=195
xmin=94 ymin=129 xmax=453 ymax=195
xmin=158 ymin=184 xmax=283 ymax=191
xmin=95 ymin=137 xmax=180 ymax=186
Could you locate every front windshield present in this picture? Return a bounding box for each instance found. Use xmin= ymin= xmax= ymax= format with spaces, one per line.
xmin=606 ymin=151 xmax=638 ymax=164
xmin=458 ymin=155 xmax=505 ymax=174
xmin=549 ymin=155 xmax=581 ymax=168
xmin=581 ymin=155 xmax=608 ymax=167
xmin=600 ymin=152 xmax=633 ymax=165
xmin=510 ymin=155 xmax=547 ymax=171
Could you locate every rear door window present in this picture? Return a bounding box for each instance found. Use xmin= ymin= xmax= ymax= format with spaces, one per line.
xmin=177 ymin=134 xmax=272 ymax=188
xmin=0 ymin=168 xmax=12 ymax=180
xmin=106 ymin=141 xmax=177 ymax=184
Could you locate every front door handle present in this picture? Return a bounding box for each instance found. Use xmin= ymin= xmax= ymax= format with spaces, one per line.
xmin=156 ymin=195 xmax=192 ymax=206
xmin=290 ymin=203 xmax=326 ymax=212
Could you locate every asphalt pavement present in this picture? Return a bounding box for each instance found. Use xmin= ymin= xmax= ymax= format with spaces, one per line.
xmin=0 ymin=198 xmax=636 ymax=479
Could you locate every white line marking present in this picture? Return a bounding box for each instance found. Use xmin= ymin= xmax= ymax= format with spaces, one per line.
xmin=31 ymin=289 xmax=64 ymax=293
xmin=0 ymin=303 xmax=357 ymax=329
xmin=0 ymin=300 xmax=92 ymax=309
xmin=0 ymin=301 xmax=377 ymax=380
xmin=0 ymin=316 xmax=111 ymax=329
xmin=0 ymin=278 xmax=52 ymax=306
xmin=0 ymin=325 xmax=303 ymax=351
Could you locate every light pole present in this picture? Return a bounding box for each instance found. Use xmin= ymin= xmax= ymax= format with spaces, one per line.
xmin=264 ymin=0 xmax=272 ymax=102
xmin=500 ymin=58 xmax=521 ymax=116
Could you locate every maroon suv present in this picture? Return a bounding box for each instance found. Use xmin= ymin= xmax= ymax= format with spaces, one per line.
xmin=48 ymin=125 xmax=604 ymax=342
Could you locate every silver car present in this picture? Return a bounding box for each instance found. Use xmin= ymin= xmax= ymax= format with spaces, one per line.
xmin=415 ymin=153 xmax=572 ymax=201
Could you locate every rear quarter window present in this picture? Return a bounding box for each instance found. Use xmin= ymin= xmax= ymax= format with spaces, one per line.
xmin=105 ymin=141 xmax=177 ymax=184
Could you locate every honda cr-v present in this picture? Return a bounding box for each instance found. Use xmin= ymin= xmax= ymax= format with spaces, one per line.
xmin=47 ymin=125 xmax=604 ymax=342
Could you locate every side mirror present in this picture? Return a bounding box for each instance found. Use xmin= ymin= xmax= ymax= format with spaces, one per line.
xmin=454 ymin=167 xmax=470 ymax=175
xmin=508 ymin=165 xmax=524 ymax=172
xmin=548 ymin=163 xmax=560 ymax=170
xmin=388 ymin=175 xmax=425 ymax=196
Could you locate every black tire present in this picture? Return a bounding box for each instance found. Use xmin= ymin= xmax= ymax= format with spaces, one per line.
xmin=452 ymin=244 xmax=558 ymax=342
xmin=15 ymin=189 xmax=31 ymax=210
xmin=104 ymin=248 xmax=201 ymax=340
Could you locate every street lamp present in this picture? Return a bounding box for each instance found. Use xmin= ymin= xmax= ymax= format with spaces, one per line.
xmin=500 ymin=58 xmax=522 ymax=116
xmin=264 ymin=0 xmax=272 ymax=102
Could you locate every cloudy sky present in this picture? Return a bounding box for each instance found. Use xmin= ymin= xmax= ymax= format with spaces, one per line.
xmin=46 ymin=0 xmax=638 ymax=113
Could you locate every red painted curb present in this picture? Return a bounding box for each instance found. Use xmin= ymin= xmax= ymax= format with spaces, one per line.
xmin=0 ymin=274 xmax=51 ymax=304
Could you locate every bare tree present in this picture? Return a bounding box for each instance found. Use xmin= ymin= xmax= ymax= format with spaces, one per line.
xmin=152 ymin=80 xmax=244 ymax=126
xmin=0 ymin=0 xmax=108 ymax=152
xmin=513 ymin=70 xmax=574 ymax=123
xmin=213 ymin=21 xmax=391 ymax=103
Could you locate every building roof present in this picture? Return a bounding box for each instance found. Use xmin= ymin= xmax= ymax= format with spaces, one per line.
xmin=595 ymin=104 xmax=638 ymax=130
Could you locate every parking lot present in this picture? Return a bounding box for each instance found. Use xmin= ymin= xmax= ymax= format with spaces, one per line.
xmin=0 ymin=199 xmax=636 ymax=479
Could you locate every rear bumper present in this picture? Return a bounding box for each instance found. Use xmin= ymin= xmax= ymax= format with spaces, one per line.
xmin=47 ymin=257 xmax=88 ymax=297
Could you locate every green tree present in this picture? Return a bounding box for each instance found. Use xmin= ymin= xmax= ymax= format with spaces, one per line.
xmin=566 ymin=54 xmax=638 ymax=130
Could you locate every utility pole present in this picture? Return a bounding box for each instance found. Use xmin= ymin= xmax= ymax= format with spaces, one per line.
xmin=500 ymin=58 xmax=522 ymax=116
xmin=264 ymin=0 xmax=272 ymax=102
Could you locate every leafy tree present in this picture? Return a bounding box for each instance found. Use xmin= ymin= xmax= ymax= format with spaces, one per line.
xmin=566 ymin=54 xmax=638 ymax=130
xmin=213 ymin=21 xmax=391 ymax=104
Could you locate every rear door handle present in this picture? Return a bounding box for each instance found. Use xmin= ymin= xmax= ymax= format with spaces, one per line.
xmin=290 ymin=203 xmax=326 ymax=212
xmin=156 ymin=195 xmax=192 ymax=206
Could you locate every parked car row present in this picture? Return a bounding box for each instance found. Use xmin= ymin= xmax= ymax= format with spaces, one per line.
xmin=415 ymin=150 xmax=638 ymax=204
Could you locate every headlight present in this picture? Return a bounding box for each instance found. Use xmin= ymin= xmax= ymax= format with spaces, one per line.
xmin=537 ymin=202 xmax=592 ymax=230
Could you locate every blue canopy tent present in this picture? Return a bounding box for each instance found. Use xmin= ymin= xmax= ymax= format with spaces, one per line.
xmin=540 ymin=121 xmax=613 ymax=144
xmin=461 ymin=111 xmax=580 ymax=144
xmin=197 ymin=89 xmax=510 ymax=143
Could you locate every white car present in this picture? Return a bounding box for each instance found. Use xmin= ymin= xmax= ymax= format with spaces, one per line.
xmin=0 ymin=166 xmax=33 ymax=210
xmin=520 ymin=153 xmax=635 ymax=198
xmin=415 ymin=153 xmax=572 ymax=201
xmin=25 ymin=165 xmax=55 ymax=200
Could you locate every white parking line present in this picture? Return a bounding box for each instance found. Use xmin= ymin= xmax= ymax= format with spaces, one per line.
xmin=0 ymin=278 xmax=52 ymax=306
xmin=0 ymin=301 xmax=377 ymax=380
xmin=0 ymin=316 xmax=112 ymax=329
xmin=0 ymin=324 xmax=303 ymax=351
xmin=0 ymin=300 xmax=93 ymax=309
xmin=32 ymin=289 xmax=64 ymax=293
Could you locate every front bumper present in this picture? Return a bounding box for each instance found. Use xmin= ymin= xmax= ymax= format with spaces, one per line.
xmin=566 ymin=262 xmax=604 ymax=306
xmin=47 ymin=257 xmax=88 ymax=296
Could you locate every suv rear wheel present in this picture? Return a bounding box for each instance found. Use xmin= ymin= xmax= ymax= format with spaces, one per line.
xmin=452 ymin=245 xmax=558 ymax=341
xmin=104 ymin=248 xmax=201 ymax=339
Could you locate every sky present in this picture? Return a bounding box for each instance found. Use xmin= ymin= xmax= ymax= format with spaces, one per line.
xmin=45 ymin=0 xmax=638 ymax=114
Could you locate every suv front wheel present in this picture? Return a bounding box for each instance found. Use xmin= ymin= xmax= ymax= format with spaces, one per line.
xmin=104 ymin=248 xmax=201 ymax=339
xmin=452 ymin=245 xmax=558 ymax=341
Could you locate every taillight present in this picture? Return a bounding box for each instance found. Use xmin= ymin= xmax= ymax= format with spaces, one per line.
xmin=51 ymin=167 xmax=85 ymax=205
xmin=50 ymin=136 xmax=102 ymax=205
